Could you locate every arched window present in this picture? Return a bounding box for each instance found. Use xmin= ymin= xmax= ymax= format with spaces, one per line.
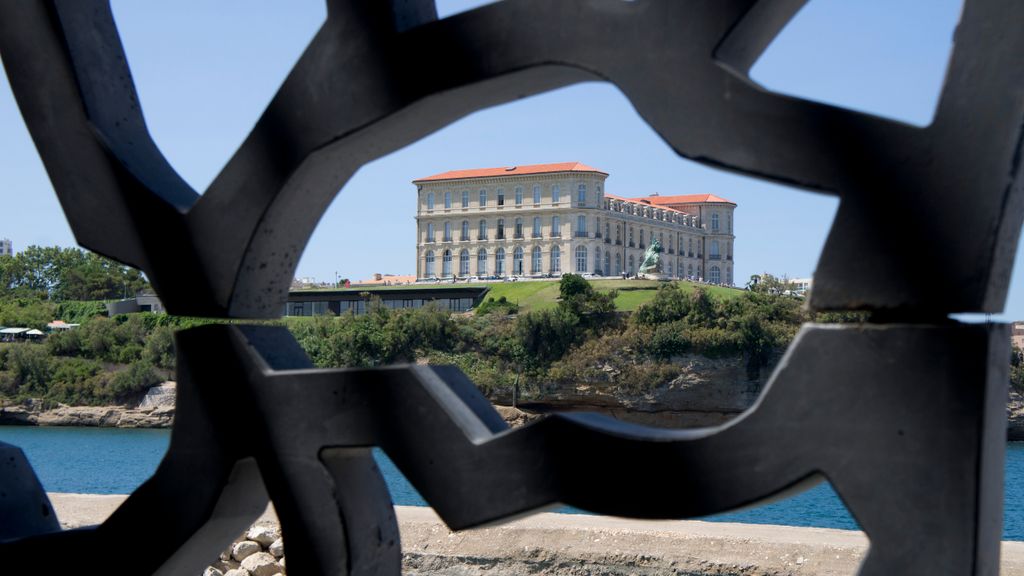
xmin=532 ymin=185 xmax=541 ymax=204
xmin=460 ymin=220 xmax=469 ymax=241
xmin=577 ymin=183 xmax=587 ymax=204
xmin=478 ymin=219 xmax=488 ymax=240
xmin=711 ymin=213 xmax=719 ymax=231
xmin=426 ymin=222 xmax=434 ymax=242
xmin=603 ymin=251 xmax=610 ymax=276
xmin=514 ymin=218 xmax=523 ymax=238
xmin=459 ymin=249 xmax=470 ymax=276
xmin=477 ymin=249 xmax=487 ymax=275
xmin=531 ymin=246 xmax=542 ymax=274
xmin=513 ymin=246 xmax=524 ymax=274
xmin=551 ymin=245 xmax=561 ymax=273
xmin=615 ymin=253 xmax=622 ymax=275
xmin=710 ymin=240 xmax=720 ymax=258
xmin=594 ymin=247 xmax=601 ymax=274
xmin=425 ymin=251 xmax=435 ymax=277
xmin=551 ymin=216 xmax=560 ymax=237
xmin=576 ymin=215 xmax=586 ymax=236
xmin=426 ymin=192 xmax=435 ymax=210
xmin=628 ymin=255 xmax=635 ymax=274
xmin=442 ymin=249 xmax=452 ymax=277
xmin=532 ymin=217 xmax=541 ymax=237
xmin=710 ymin=265 xmax=721 ymax=284
xmin=495 ymin=248 xmax=506 ymax=275
xmin=444 ymin=191 xmax=452 ymax=209
xmin=479 ymin=189 xmax=487 ymax=207
xmin=443 ymin=221 xmax=452 ymax=242
xmin=551 ymin=185 xmax=560 ymax=203
xmin=576 ymin=245 xmax=587 ymax=272
xmin=462 ymin=190 xmax=469 ymax=208
xmin=515 ymin=187 xmax=523 ymax=205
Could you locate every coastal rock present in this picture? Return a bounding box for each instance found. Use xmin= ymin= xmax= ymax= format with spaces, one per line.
xmin=246 ymin=525 xmax=279 ymax=547
xmin=240 ymin=552 xmax=280 ymax=576
xmin=137 ymin=382 xmax=176 ymax=409
xmin=223 ymin=569 xmax=249 ymax=576
xmin=1009 ymin=389 xmax=1024 ymax=441
xmin=232 ymin=540 xmax=261 ymax=562
xmin=202 ymin=567 xmax=224 ymax=576
xmin=268 ymin=537 xmax=284 ymax=558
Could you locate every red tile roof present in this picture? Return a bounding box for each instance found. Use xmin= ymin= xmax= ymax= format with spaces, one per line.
xmin=604 ymin=194 xmax=690 ymax=215
xmin=414 ymin=162 xmax=607 ymax=183
xmin=644 ymin=193 xmax=736 ymax=206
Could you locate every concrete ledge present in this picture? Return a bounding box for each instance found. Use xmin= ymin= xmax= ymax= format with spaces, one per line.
xmin=47 ymin=493 xmax=1024 ymax=575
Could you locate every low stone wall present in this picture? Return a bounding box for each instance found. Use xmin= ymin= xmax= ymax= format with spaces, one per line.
xmin=48 ymin=494 xmax=1024 ymax=575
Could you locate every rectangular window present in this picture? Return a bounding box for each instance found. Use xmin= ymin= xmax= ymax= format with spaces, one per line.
xmin=426 ymin=192 xmax=434 ymax=210
xmin=577 ymin=184 xmax=586 ymax=204
xmin=552 ymin=185 xmax=560 ymax=203
xmin=497 ymin=189 xmax=505 ymax=206
xmin=462 ymin=190 xmax=469 ymax=208
xmin=551 ymin=216 xmax=561 ymax=236
xmin=515 ymin=187 xmax=523 ymax=205
xmin=444 ymin=191 xmax=452 ymax=209
xmin=533 ymin=185 xmax=541 ymax=204
xmin=479 ymin=189 xmax=487 ymax=207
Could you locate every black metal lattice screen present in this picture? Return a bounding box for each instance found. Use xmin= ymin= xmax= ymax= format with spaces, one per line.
xmin=1 ymin=1 xmax=1022 ymax=574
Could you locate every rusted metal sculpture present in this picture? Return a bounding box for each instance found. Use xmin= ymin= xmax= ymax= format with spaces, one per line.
xmin=0 ymin=1 xmax=1021 ymax=574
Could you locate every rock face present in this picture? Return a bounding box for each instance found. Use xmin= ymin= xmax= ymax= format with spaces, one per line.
xmin=137 ymin=382 xmax=176 ymax=409
xmin=513 ymin=353 xmax=775 ymax=429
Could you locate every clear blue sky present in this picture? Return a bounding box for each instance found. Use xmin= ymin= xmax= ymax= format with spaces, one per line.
xmin=1 ymin=0 xmax=1020 ymax=320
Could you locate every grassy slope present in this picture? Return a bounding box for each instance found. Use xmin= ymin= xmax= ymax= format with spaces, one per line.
xmin=296 ymin=279 xmax=744 ymax=313
xmin=482 ymin=279 xmax=743 ymax=312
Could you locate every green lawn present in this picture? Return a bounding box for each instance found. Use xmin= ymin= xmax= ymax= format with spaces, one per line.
xmin=294 ymin=277 xmax=743 ymax=313
xmin=476 ymin=279 xmax=744 ymax=313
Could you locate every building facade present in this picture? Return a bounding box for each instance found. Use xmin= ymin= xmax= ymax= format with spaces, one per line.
xmin=413 ymin=162 xmax=736 ymax=284
xmin=0 ymin=238 xmax=12 ymax=257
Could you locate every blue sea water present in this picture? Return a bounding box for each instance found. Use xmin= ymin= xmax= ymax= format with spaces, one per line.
xmin=2 ymin=426 xmax=1022 ymax=540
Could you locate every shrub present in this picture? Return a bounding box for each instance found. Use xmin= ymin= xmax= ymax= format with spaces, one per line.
xmin=475 ymin=296 xmax=519 ymax=316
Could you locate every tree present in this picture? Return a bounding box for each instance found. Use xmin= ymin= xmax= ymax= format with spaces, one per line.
xmin=557 ymin=273 xmax=616 ymax=318
xmin=0 ymin=245 xmax=149 ymax=301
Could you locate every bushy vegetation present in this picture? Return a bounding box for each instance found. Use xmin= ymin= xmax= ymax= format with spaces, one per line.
xmin=6 ymin=264 xmax=1018 ymax=409
xmin=1013 ymin=346 xmax=1024 ymax=395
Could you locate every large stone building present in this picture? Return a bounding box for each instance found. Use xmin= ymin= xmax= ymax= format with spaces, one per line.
xmin=413 ymin=162 xmax=736 ymax=284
